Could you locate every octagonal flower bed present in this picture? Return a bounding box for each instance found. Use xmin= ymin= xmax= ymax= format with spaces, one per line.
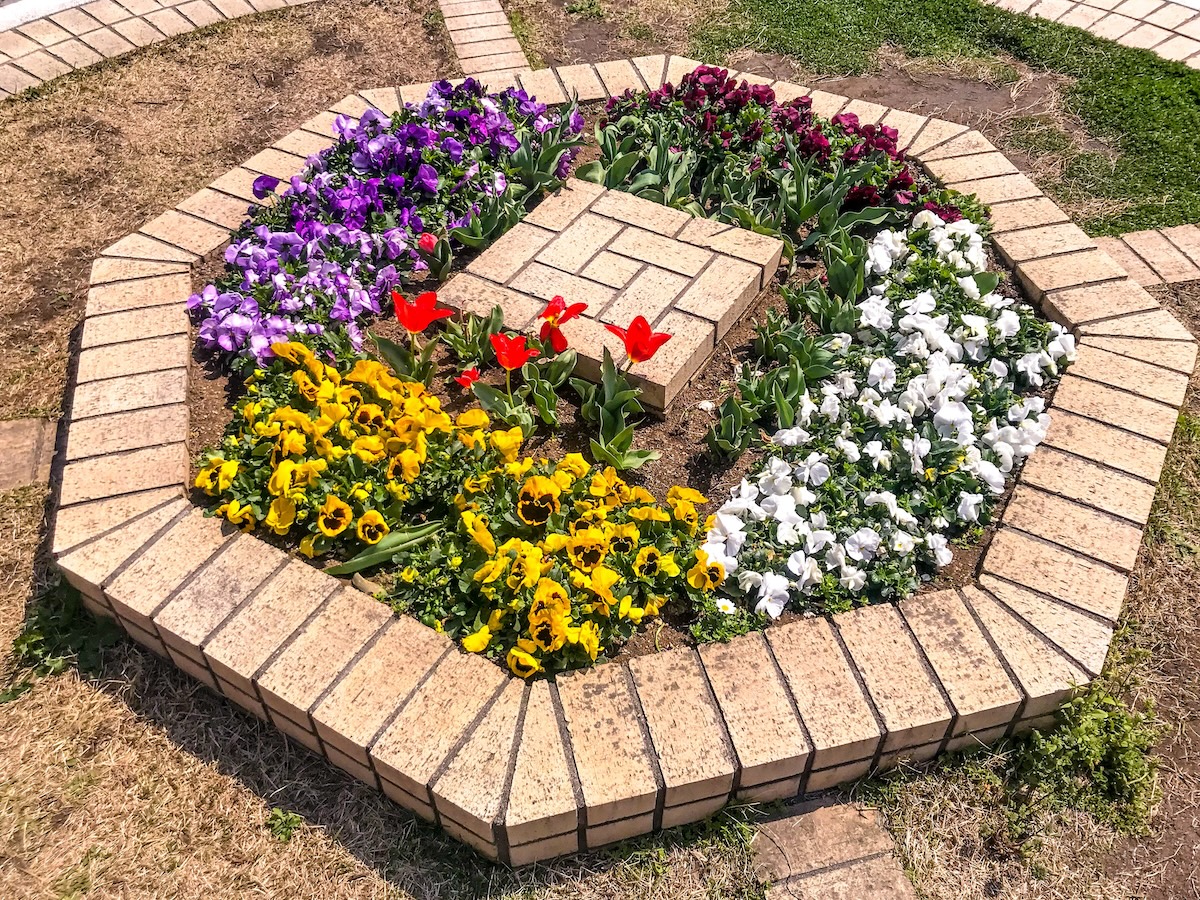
xmin=186 ymin=65 xmax=1073 ymax=679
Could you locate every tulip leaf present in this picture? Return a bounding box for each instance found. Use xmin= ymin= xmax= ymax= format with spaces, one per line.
xmin=324 ymin=522 xmax=444 ymax=575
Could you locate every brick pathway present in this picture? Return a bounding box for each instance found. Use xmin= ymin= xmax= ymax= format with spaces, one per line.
xmin=754 ymin=800 xmax=917 ymax=899
xmin=0 ymin=417 xmax=55 ymax=490
xmin=1095 ymin=224 xmax=1200 ymax=287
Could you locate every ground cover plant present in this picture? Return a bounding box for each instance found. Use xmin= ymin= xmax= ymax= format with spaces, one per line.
xmin=192 ymin=66 xmax=1070 ymax=676
xmin=691 ymin=0 xmax=1200 ymax=235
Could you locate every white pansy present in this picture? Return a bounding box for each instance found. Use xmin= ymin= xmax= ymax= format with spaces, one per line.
xmin=794 ymin=452 xmax=832 ymax=486
xmin=755 ymin=572 xmax=791 ymax=619
xmin=864 ymin=440 xmax=893 ymax=471
xmin=845 ymin=527 xmax=882 ymax=562
xmin=774 ymin=426 xmax=811 ymax=447
xmin=839 ymin=566 xmax=867 ymax=592
xmin=834 ymin=435 xmax=861 ymax=463
xmin=787 ymin=550 xmax=823 ymax=591
xmin=995 ymin=309 xmax=1021 ymax=341
xmin=757 ymin=457 xmax=793 ymax=495
xmin=867 ymin=357 xmax=898 ymax=393
xmin=957 ymin=491 xmax=985 ymax=523
xmin=926 ymin=533 xmax=954 ymax=567
xmin=890 ymin=531 xmax=917 ymax=554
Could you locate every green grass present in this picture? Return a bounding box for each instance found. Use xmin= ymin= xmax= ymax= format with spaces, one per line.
xmin=693 ymin=0 xmax=1200 ymax=234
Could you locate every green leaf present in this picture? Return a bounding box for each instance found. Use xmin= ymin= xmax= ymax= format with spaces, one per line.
xmin=324 ymin=523 xmax=444 ymax=575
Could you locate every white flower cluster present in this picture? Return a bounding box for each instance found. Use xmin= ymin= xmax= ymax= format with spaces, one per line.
xmin=707 ymin=210 xmax=1076 ymax=618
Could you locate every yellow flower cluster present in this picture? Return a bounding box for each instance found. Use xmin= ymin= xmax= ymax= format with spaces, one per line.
xmin=195 ymin=341 xmax=519 ymax=557
xmin=442 ymin=455 xmax=722 ymax=677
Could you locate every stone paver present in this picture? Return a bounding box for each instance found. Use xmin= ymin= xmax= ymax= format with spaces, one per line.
xmin=0 ymin=417 xmax=55 ymax=490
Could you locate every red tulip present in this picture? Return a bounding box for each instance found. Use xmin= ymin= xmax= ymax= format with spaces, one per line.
xmin=490 ymin=332 xmax=539 ymax=371
xmin=538 ymin=294 xmax=588 ymax=354
xmin=392 ymin=290 xmax=453 ymax=335
xmin=417 ymin=232 xmax=438 ymax=254
xmin=604 ymin=315 xmax=672 ymax=365
xmin=454 ymin=367 xmax=480 ymax=389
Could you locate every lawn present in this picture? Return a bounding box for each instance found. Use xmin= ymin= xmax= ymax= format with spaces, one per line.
xmin=691 ymin=0 xmax=1200 ymax=236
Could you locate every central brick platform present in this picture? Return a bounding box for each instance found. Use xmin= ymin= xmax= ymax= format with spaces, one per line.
xmin=440 ymin=181 xmax=784 ymax=409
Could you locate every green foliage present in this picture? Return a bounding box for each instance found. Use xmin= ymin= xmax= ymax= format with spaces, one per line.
xmin=570 ymin=348 xmax=659 ymax=470
xmin=3 ymin=586 xmax=122 ymax=704
xmin=689 ymin=596 xmax=763 ymax=643
xmin=266 ymin=808 xmax=305 ymax=843
xmin=473 ymin=347 xmax=578 ymax=437
xmin=693 ymin=0 xmax=1200 ymax=233
xmin=324 ymin=522 xmax=445 ymax=575
xmin=442 ymin=305 xmax=503 ymax=370
xmin=372 ymin=330 xmax=439 ymax=386
xmin=566 ymin=0 xmax=605 ymax=19
xmin=704 ymin=395 xmax=757 ymax=460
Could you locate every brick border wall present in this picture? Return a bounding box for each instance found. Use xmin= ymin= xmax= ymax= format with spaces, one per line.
xmin=51 ymin=56 xmax=1198 ymax=865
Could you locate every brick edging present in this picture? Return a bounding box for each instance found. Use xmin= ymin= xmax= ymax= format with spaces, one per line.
xmin=50 ymin=56 xmax=1199 ymax=865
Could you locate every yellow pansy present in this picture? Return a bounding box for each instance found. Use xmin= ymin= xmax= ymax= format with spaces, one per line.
xmin=217 ymin=499 xmax=256 ymax=530
xmin=507 ymin=640 xmax=543 ymax=679
xmin=607 ymin=522 xmax=640 ymax=555
xmin=462 ymin=625 xmax=492 ymax=653
xmin=356 ymin=510 xmax=390 ymax=545
xmin=687 ymin=548 xmax=725 ymax=591
xmin=264 ymin=497 xmax=296 ymax=535
xmin=455 ymin=409 xmax=490 ymax=430
xmin=276 ymin=429 xmax=307 ymax=458
xmin=667 ymin=485 xmax=709 ymax=506
xmin=517 ymin=476 xmax=562 ymax=527
xmin=462 ymin=510 xmax=497 ymax=556
xmin=555 ymin=453 xmax=590 ymax=481
xmin=316 ymin=495 xmax=353 ymax=537
xmin=577 ymin=621 xmax=600 ymax=661
xmin=490 ymin=426 xmax=524 ymax=463
xmin=566 ymin=527 xmax=608 ymax=573
xmin=629 ymin=505 xmax=671 ymax=523
xmin=350 ymin=435 xmax=387 ymax=463
xmin=633 ymin=546 xmax=679 ymax=579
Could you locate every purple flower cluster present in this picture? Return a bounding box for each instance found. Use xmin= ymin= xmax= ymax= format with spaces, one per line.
xmin=188 ymin=79 xmax=584 ymax=370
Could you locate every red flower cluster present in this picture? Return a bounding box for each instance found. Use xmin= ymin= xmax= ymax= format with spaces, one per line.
xmin=392 ymin=290 xmax=453 ymax=335
xmin=490 ymin=333 xmax=539 ymax=371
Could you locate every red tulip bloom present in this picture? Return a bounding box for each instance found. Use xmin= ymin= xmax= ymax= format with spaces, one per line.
xmin=392 ymin=290 xmax=453 ymax=335
xmin=417 ymin=232 xmax=438 ymax=254
xmin=454 ymin=367 xmax=480 ymax=389
xmin=490 ymin=332 xmax=539 ymax=371
xmin=605 ymin=315 xmax=672 ymax=365
xmin=538 ymin=295 xmax=588 ymax=353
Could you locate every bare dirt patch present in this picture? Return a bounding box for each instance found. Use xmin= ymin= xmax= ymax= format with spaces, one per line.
xmin=0 ymin=0 xmax=454 ymax=424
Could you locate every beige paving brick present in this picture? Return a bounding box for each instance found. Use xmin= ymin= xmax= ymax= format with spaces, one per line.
xmin=59 ymin=442 xmax=188 ymax=507
xmin=699 ymin=633 xmax=810 ymax=789
xmin=557 ymin=663 xmax=659 ymax=824
xmin=516 ymin=67 xmax=567 ymax=104
xmin=311 ymin=616 xmax=450 ymax=764
xmin=1060 ymin=4 xmax=1110 ymax=27
xmin=993 ymin=223 xmax=1094 ymax=263
xmin=0 ymin=64 xmax=40 ymax=94
xmin=671 ymin=257 xmax=761 ymax=336
xmin=169 ymin=648 xmax=218 ymax=689
xmin=946 ymin=723 xmax=1010 ymax=754
xmin=51 ymin=487 xmax=180 ymax=557
xmin=1090 ymin=12 xmax=1141 ymax=39
xmin=1017 ymin=249 xmax=1127 ymax=299
xmin=591 ymin=188 xmax=691 ymax=236
xmin=553 ymin=62 xmax=604 ymax=101
xmin=1029 ymin=0 xmax=1075 ymax=18
xmin=118 ymin=0 xmax=164 ymax=15
xmin=1153 ymin=33 xmax=1200 ymax=59
xmin=257 ymin=588 xmax=392 ymax=728
xmin=441 ymin=0 xmax=505 ymax=15
xmin=664 ymin=55 xmax=704 ymax=87
xmin=176 ymin=0 xmax=225 ymax=27
xmin=770 ymin=80 xmax=812 ymax=104
xmin=14 ymin=50 xmax=70 ymax=81
xmin=203 ymin=558 xmax=339 ymax=693
xmin=324 ymin=742 xmax=375 ymax=785
xmin=594 ymin=58 xmax=645 ymax=95
xmin=1121 ymin=228 xmax=1200 ymax=282
xmin=536 ymin=213 xmax=624 ymax=274
xmin=924 ymin=151 xmax=1018 ymax=185
xmin=1079 ymin=307 xmax=1195 ymax=342
xmin=461 ymin=52 xmax=529 ymax=76
xmin=104 ymin=508 xmax=232 ymax=630
xmin=980 ymin=575 xmax=1112 ymax=676
xmin=85 ymin=272 xmax=192 ymax=316
xmin=662 ymin=793 xmax=727 ymax=828
xmin=456 ymin=37 xmax=523 ymax=60
xmin=112 ymin=17 xmax=167 ymax=48
xmin=0 ymin=30 xmax=40 ymax=58
xmin=1091 ymin=236 xmax=1163 ymax=289
xmin=370 ymin=650 xmax=507 ymax=799
xmin=1042 ymin=278 xmax=1159 ymax=326
xmin=503 ymin=679 xmax=578 ymax=845
xmin=208 ymin=166 xmax=265 ymax=204
xmin=141 ymin=209 xmax=232 ymax=257
xmin=1113 ymin=0 xmax=1167 ymax=17
xmin=210 ymin=0 xmax=255 ymax=16
xmin=509 ymin=262 xmax=617 ymax=311
xmin=949 ymin=172 xmax=1042 ymax=204
xmin=1119 ymin=22 xmax=1173 ymax=48
xmin=440 ymin=816 xmax=498 ymax=859
xmin=357 ymin=86 xmax=400 ymax=115
xmin=241 ymin=147 xmax=307 ymax=180
xmin=988 ymin=196 xmax=1071 ymax=234
xmin=1145 ymin=2 xmax=1195 ymax=28
xmin=677 ymin=218 xmax=783 ymax=271
xmin=438 ymin=272 xmax=545 ymax=329
xmin=837 ymin=605 xmax=952 ymax=751
xmin=1003 ymin=484 xmax=1144 ymax=572
xmin=1161 ymin=224 xmax=1200 ymax=268
xmin=50 ymin=8 xmax=105 ymax=35
xmin=901 ymin=590 xmax=1022 ymax=735
xmin=586 ymin=812 xmax=655 ymax=848
xmin=90 ymin=257 xmax=189 ymax=285
xmin=906 ymin=117 xmax=969 ymax=157
xmin=579 ymin=251 xmax=643 ymax=288
xmin=632 ymin=54 xmax=667 ymax=90
xmin=472 ymin=69 xmax=531 ymax=92
xmin=69 ymin=368 xmax=186 ymax=420
xmin=839 ymin=98 xmax=889 ymax=124
xmin=807 ymin=89 xmax=847 ymax=118
xmin=433 ymin=679 xmax=524 ymax=842
xmin=81 ymin=0 xmax=131 ymax=25
xmin=523 ymin=179 xmax=604 ymax=230
xmin=454 ymin=24 xmax=517 ymax=44
xmin=630 ymin=309 xmax=714 ymax=409
xmin=65 ymin=404 xmax=187 ymax=460
xmin=1053 ymin=373 xmax=1180 ymax=444
xmin=102 ymin=230 xmax=197 ymax=263
xmin=145 ymin=7 xmax=193 ymax=36
xmin=777 ymin=851 xmax=918 ymax=900
xmin=599 ymin=265 xmax=691 ymax=328
xmin=76 ymin=334 xmax=189 ymax=382
xmin=395 ymin=81 xmax=433 ymax=106
xmin=629 ymin=648 xmax=736 ymax=807
xmin=879 ymin=108 xmax=929 ymax=150
xmin=176 ymin=188 xmax=253 ymax=230
xmin=753 ymin=802 xmax=894 ymax=884
xmin=153 ymin=535 xmax=287 ymax=659
xmin=1070 ymin=341 xmax=1189 ymax=406
xmin=1043 ymin=410 xmax=1170 ymax=483
xmin=1020 ymin=444 xmax=1157 ymax=524
xmin=765 ymin=617 xmax=881 ymax=768
xmin=982 ymin=527 xmax=1129 ymax=621
xmin=56 ymin=497 xmax=186 ymax=595
xmin=47 ymin=38 xmax=104 ymax=69
xmin=443 ymin=11 xmax=509 ymax=30
xmin=609 ymin=226 xmax=713 ymax=276
xmin=1084 ymin=335 xmax=1198 ymax=375
xmin=17 ymin=19 xmax=73 ymax=47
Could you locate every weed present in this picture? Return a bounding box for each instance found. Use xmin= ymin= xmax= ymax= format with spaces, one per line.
xmin=266 ymin=807 xmax=305 ymax=842
xmin=566 ymin=0 xmax=606 ymax=19
xmin=506 ymin=10 xmax=545 ymax=68
xmin=623 ymin=19 xmax=655 ymax=42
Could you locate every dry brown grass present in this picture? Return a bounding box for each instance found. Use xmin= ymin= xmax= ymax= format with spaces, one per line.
xmin=0 ymin=0 xmax=456 ymax=423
